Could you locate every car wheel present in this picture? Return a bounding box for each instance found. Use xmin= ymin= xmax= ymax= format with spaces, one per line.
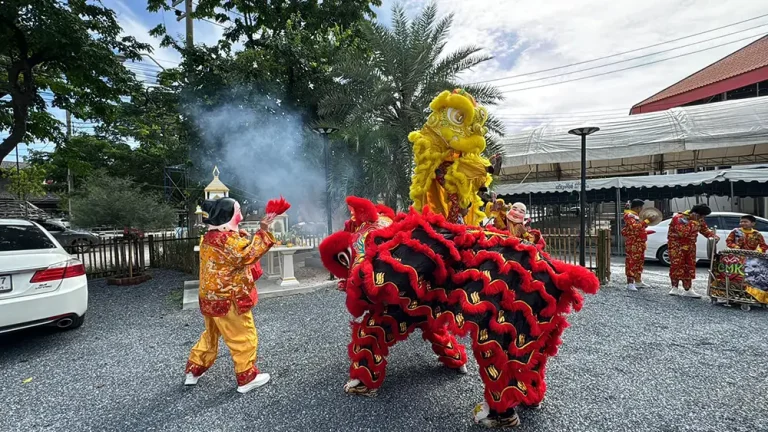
xmin=72 ymin=239 xmax=91 ymax=253
xmin=656 ymin=245 xmax=671 ymax=267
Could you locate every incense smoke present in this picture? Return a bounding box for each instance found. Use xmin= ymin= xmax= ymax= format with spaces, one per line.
xmin=187 ymin=93 xmax=326 ymax=229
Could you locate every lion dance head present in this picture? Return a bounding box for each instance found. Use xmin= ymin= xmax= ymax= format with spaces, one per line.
xmin=319 ymin=196 xmax=394 ymax=281
xmin=408 ymin=89 xmax=493 ymax=226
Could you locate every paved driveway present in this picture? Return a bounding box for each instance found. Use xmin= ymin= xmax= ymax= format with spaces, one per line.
xmin=0 ymin=268 xmax=765 ymax=432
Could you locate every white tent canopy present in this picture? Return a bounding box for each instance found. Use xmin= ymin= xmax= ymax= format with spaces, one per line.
xmin=500 ymin=97 xmax=768 ymax=168
xmin=495 ymin=167 xmax=768 ymax=196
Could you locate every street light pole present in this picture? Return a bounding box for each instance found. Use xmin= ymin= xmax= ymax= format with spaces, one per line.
xmin=579 ymin=134 xmax=586 ymax=266
xmin=311 ymin=127 xmax=339 ymax=237
xmin=568 ymin=126 xmax=600 ymax=267
xmin=312 ymin=126 xmax=338 ymax=281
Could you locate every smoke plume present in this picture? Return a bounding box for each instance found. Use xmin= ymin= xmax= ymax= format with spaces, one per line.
xmin=187 ymin=92 xmax=326 ymax=227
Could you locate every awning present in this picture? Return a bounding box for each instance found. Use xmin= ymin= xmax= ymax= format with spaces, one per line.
xmin=500 ymin=97 xmax=768 ymax=168
xmin=495 ymin=167 xmax=768 ymax=204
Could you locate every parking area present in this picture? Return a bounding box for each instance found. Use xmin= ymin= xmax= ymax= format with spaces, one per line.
xmin=0 ymin=267 xmax=765 ymax=432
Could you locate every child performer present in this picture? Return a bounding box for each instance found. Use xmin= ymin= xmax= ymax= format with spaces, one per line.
xmin=726 ymin=214 xmax=767 ymax=252
xmin=184 ymin=196 xmax=288 ymax=393
xmin=622 ymin=199 xmax=650 ymax=291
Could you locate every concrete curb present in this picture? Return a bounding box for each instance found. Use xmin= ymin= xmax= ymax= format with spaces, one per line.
xmin=258 ymin=280 xmax=336 ymax=299
xmin=182 ymin=280 xmax=337 ymax=311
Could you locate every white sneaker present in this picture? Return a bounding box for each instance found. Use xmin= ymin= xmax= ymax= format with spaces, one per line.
xmin=627 ymin=283 xmax=638 ymax=291
xmin=668 ymin=287 xmax=681 ymax=296
xmin=681 ymin=289 xmax=702 ymax=299
xmin=458 ymin=364 xmax=468 ymax=374
xmin=636 ymin=281 xmax=652 ymax=289
xmin=236 ymin=373 xmax=271 ymax=394
xmin=184 ymin=372 xmax=203 ymax=386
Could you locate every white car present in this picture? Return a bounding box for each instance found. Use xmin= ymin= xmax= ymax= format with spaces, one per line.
xmin=645 ymin=212 xmax=768 ymax=266
xmin=0 ymin=219 xmax=88 ymax=334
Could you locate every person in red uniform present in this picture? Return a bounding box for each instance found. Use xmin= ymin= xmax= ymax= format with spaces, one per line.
xmin=622 ymin=199 xmax=650 ymax=291
xmin=667 ymin=204 xmax=719 ymax=298
xmin=725 ymin=214 xmax=767 ymax=252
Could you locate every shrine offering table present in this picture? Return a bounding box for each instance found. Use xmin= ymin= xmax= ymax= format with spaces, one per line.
xmin=265 ymin=245 xmax=314 ymax=287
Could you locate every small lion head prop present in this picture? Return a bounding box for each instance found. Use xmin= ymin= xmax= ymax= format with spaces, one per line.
xmin=319 ymin=197 xmax=394 ymax=279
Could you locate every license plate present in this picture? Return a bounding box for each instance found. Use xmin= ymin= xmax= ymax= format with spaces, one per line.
xmin=0 ymin=274 xmax=11 ymax=293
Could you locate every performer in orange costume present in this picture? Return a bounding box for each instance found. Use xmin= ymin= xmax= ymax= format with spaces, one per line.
xmin=506 ymin=203 xmax=545 ymax=250
xmin=725 ymin=214 xmax=767 ymax=252
xmin=184 ymin=197 xmax=275 ymax=393
xmin=622 ymin=199 xmax=650 ymax=291
xmin=667 ymin=204 xmax=719 ymax=298
xmin=506 ymin=202 xmax=528 ymax=238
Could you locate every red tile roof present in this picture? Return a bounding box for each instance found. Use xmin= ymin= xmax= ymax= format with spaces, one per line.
xmin=633 ymin=35 xmax=768 ymax=108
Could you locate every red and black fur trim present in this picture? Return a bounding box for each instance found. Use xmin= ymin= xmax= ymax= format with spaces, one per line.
xmin=319 ymin=197 xmax=599 ymax=418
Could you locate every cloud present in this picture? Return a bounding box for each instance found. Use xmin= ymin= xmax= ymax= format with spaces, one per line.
xmin=395 ymin=0 xmax=768 ymax=132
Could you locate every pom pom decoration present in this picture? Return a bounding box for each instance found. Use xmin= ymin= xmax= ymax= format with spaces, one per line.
xmin=261 ymin=196 xmax=291 ymax=225
xmin=265 ymin=196 xmax=291 ymax=216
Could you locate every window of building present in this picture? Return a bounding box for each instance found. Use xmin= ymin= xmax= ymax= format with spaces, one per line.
xmin=726 ymin=83 xmax=758 ymax=101
xmin=758 ymin=80 xmax=768 ymax=97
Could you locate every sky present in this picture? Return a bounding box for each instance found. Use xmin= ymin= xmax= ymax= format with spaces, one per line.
xmin=4 ymin=0 xmax=768 ymax=162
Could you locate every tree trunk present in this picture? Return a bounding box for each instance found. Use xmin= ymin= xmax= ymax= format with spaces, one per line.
xmin=1 ymin=62 xmax=34 ymax=161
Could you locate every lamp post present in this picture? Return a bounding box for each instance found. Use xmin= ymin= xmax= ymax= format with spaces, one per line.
xmin=311 ymin=127 xmax=338 ymax=238
xmin=568 ymin=126 xmax=600 ymax=267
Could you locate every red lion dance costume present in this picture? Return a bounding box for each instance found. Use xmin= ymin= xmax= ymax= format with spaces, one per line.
xmin=320 ymin=196 xmax=599 ymax=428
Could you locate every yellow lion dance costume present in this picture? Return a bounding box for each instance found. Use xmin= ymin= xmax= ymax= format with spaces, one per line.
xmin=409 ymin=89 xmax=493 ymax=226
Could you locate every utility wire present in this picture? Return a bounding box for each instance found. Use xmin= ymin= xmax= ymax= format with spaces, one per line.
xmin=499 ymin=32 xmax=766 ymax=93
xmin=492 ymin=24 xmax=768 ymax=89
xmin=468 ymin=12 xmax=768 ymax=85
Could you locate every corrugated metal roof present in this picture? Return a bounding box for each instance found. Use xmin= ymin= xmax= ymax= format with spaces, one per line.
xmin=633 ymin=35 xmax=768 ymax=108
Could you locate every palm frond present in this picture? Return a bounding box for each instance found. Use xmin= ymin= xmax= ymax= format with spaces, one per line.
xmin=457 ymin=83 xmax=505 ymax=105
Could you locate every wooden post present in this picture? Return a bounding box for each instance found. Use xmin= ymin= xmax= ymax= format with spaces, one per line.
xmin=114 ymin=237 xmax=121 ymax=277
xmin=595 ymin=229 xmax=612 ymax=283
xmin=148 ymin=235 xmax=155 ymax=268
xmin=128 ymin=237 xmax=133 ymax=278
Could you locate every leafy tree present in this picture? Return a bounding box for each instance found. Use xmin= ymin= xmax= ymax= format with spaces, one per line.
xmin=147 ymin=0 xmax=380 ymax=50
xmin=1 ymin=164 xmax=47 ymax=201
xmin=147 ymin=0 xmax=380 ymax=120
xmin=0 ymin=0 xmax=151 ymax=161
xmin=70 ymin=171 xmax=177 ymax=230
xmin=319 ymin=2 xmax=506 ymax=209
xmin=27 ymin=135 xmax=134 ymax=190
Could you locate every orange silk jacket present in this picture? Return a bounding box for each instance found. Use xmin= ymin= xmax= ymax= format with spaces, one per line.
xmin=198 ymin=229 xmax=275 ymax=317
xmin=726 ymin=228 xmax=767 ymax=252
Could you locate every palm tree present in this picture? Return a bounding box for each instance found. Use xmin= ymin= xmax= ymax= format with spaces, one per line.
xmin=319 ymin=2 xmax=505 ymax=210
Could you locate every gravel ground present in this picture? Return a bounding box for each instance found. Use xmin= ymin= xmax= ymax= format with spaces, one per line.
xmin=0 ymin=264 xmax=766 ymax=432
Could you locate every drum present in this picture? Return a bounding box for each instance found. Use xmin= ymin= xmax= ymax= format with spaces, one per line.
xmin=711 ymin=249 xmax=768 ymax=305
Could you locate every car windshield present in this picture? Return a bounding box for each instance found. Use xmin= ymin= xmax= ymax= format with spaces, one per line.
xmin=0 ymin=224 xmax=57 ymax=252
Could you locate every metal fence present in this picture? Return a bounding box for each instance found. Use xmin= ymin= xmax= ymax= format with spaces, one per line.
xmin=67 ymin=229 xmax=612 ymax=284
xmin=67 ymin=233 xmax=328 ymax=280
xmin=528 ymin=202 xmax=621 ymax=255
xmin=64 ymin=237 xmax=147 ymax=280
